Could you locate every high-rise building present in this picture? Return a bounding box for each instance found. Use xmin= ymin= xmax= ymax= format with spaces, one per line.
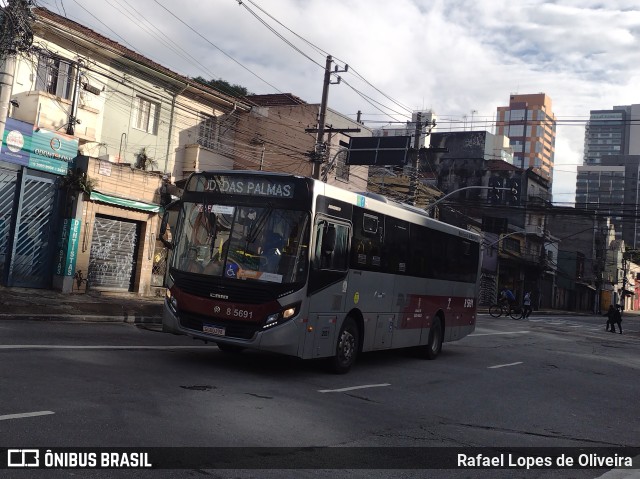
xmin=496 ymin=93 xmax=556 ymax=181
xmin=576 ymin=104 xmax=640 ymax=246
xmin=583 ymin=109 xmax=627 ymax=165
xmin=583 ymin=104 xmax=640 ymax=165
xmin=576 ymin=156 xmax=640 ymax=248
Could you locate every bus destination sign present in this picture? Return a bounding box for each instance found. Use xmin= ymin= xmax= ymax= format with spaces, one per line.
xmin=206 ymin=177 xmax=295 ymax=198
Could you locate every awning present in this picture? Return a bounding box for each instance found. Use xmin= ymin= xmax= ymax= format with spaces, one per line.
xmin=576 ymin=282 xmax=596 ymax=291
xmin=90 ymin=191 xmax=160 ymax=213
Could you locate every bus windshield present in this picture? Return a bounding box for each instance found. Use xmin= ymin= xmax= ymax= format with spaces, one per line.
xmin=172 ymin=201 xmax=309 ymax=284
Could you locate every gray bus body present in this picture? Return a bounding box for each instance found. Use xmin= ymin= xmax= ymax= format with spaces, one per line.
xmin=162 ymin=171 xmax=481 ymax=372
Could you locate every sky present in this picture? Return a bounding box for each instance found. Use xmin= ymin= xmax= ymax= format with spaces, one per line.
xmin=36 ymin=0 xmax=640 ymax=205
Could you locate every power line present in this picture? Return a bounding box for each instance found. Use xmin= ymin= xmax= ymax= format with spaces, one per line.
xmin=153 ymin=0 xmax=282 ymax=94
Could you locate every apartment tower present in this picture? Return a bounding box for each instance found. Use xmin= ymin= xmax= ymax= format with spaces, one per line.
xmin=576 ymin=104 xmax=640 ymax=247
xmin=496 ymin=93 xmax=556 ymax=182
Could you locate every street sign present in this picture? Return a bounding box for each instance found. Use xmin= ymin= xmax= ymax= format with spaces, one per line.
xmin=345 ymin=136 xmax=411 ymax=166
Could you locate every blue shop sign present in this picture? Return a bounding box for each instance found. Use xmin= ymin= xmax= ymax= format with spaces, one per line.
xmin=1 ymin=118 xmax=78 ymax=174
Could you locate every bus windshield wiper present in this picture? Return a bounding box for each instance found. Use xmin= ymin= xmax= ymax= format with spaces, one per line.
xmin=246 ymin=204 xmax=273 ymax=244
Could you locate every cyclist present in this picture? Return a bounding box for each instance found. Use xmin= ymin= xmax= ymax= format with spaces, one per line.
xmin=499 ymin=286 xmax=516 ymax=312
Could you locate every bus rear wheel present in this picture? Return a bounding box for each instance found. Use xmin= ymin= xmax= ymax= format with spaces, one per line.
xmin=417 ymin=316 xmax=442 ymax=360
xmin=329 ymin=317 xmax=359 ymax=374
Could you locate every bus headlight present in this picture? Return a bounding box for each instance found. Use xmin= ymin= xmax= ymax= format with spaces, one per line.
xmin=282 ymin=306 xmax=297 ymax=319
xmin=262 ymin=303 xmax=300 ymax=330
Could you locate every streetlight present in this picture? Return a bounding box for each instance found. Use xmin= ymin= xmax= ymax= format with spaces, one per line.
xmin=426 ymin=185 xmax=516 ymax=216
xmin=483 ymin=227 xmax=545 ymax=250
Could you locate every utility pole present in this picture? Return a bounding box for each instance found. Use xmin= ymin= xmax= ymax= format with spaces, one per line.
xmin=407 ymin=112 xmax=422 ymax=205
xmin=66 ymin=60 xmax=84 ymax=135
xmin=312 ymin=55 xmax=347 ymax=180
xmin=0 ymin=0 xmax=34 ymax=143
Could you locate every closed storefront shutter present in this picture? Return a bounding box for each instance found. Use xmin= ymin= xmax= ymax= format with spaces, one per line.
xmin=88 ymin=215 xmax=139 ymax=291
xmin=0 ymin=168 xmax=18 ymax=283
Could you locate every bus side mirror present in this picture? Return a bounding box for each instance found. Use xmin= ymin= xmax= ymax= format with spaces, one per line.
xmin=160 ymin=200 xmax=179 ymax=249
xmin=322 ymin=225 xmax=336 ymax=255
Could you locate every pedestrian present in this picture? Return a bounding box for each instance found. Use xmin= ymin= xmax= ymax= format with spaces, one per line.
xmin=610 ymin=305 xmax=623 ymax=334
xmin=605 ymin=304 xmax=616 ymax=332
xmin=522 ymin=291 xmax=532 ymax=319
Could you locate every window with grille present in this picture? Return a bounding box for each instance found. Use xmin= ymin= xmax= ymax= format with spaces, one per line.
xmin=133 ymin=96 xmax=159 ymax=134
xmin=35 ymin=53 xmax=73 ymax=100
xmin=504 ymin=237 xmax=521 ymax=253
xmin=335 ymin=150 xmax=349 ymax=181
xmin=198 ymin=113 xmax=218 ymax=150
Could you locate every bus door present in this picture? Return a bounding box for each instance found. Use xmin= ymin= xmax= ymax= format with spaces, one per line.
xmin=345 ymin=209 xmax=394 ymax=350
xmin=305 ymin=218 xmax=351 ymax=358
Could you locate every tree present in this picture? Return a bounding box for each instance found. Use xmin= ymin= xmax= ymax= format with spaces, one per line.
xmin=192 ymin=76 xmax=250 ymax=98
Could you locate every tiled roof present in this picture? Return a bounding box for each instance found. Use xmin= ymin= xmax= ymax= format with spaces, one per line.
xmin=244 ymin=94 xmax=308 ymax=107
xmin=33 ymin=7 xmax=246 ymax=108
xmin=486 ymin=159 xmax=520 ymax=171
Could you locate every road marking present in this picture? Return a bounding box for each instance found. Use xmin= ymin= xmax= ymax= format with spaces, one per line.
xmin=0 ymin=411 xmax=54 ymax=421
xmin=488 ymin=362 xmax=523 ymax=369
xmin=318 ymin=383 xmax=391 ymax=393
xmin=470 ymin=331 xmax=530 ymax=336
xmin=0 ymin=345 xmax=213 ymax=350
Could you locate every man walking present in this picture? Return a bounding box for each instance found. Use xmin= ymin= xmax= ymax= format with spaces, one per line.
xmin=522 ymin=291 xmax=532 ymax=319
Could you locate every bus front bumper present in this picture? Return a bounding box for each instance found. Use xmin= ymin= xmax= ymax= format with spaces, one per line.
xmin=162 ymin=300 xmax=303 ymax=357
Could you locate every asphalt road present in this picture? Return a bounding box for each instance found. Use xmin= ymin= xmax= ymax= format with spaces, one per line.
xmin=0 ymin=314 xmax=638 ymax=479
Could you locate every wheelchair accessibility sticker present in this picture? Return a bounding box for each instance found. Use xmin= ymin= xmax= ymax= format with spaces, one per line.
xmin=225 ymin=263 xmax=239 ymax=278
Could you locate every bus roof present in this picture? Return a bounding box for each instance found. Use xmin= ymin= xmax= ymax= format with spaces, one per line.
xmin=188 ymin=170 xmax=481 ymax=243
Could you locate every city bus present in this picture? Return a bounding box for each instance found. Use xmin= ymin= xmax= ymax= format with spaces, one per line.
xmin=161 ymin=170 xmax=481 ymax=373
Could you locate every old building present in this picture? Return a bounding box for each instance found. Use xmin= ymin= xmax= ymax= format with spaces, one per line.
xmin=234 ymin=93 xmax=372 ymax=192
xmin=0 ymin=7 xmax=250 ymax=293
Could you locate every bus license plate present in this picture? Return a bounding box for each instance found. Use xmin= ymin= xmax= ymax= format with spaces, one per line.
xmin=203 ymin=324 xmax=225 ymax=336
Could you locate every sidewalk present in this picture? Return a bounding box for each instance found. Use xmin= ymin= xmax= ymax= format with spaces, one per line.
xmin=0 ymin=286 xmax=164 ymax=323
xmin=478 ymin=307 xmax=595 ymax=316
xmin=1 ymin=285 xmax=638 ymax=324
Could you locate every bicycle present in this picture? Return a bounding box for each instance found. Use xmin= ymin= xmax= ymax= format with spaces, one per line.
xmin=489 ymin=302 xmax=522 ymax=320
xmin=73 ymin=269 xmax=88 ymax=290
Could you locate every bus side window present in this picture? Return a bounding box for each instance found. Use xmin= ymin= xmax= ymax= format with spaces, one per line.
xmin=350 ymin=207 xmax=383 ymax=270
xmin=384 ymin=218 xmax=410 ymax=274
xmin=313 ymin=221 xmax=349 ymax=271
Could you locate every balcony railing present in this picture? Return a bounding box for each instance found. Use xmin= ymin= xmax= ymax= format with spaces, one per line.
xmin=10 ymin=90 xmax=99 ymax=142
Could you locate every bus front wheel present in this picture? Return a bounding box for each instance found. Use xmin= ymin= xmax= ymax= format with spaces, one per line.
xmin=329 ymin=317 xmax=359 ymax=374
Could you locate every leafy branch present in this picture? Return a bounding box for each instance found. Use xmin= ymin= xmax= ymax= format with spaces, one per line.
xmin=60 ymin=168 xmax=96 ymax=194
xmin=135 ymin=147 xmax=157 ymax=171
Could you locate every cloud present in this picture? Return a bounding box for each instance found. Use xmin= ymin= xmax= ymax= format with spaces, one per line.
xmin=45 ymin=0 xmax=640 ymax=205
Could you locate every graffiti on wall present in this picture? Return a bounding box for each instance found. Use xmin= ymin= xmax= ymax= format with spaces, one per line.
xmin=88 ymin=217 xmax=138 ymax=290
xmin=426 ymin=132 xmax=520 ymax=201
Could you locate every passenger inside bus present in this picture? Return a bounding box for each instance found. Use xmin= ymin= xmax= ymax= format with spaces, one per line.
xmin=203 ymin=239 xmax=230 ymax=276
xmin=260 ymin=232 xmax=285 ymax=274
xmin=181 ymin=247 xmax=202 ymax=273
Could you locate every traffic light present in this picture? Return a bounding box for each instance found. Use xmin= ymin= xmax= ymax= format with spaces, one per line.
xmin=488 ymin=176 xmax=503 ymax=204
xmin=508 ymin=178 xmax=521 ymax=205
